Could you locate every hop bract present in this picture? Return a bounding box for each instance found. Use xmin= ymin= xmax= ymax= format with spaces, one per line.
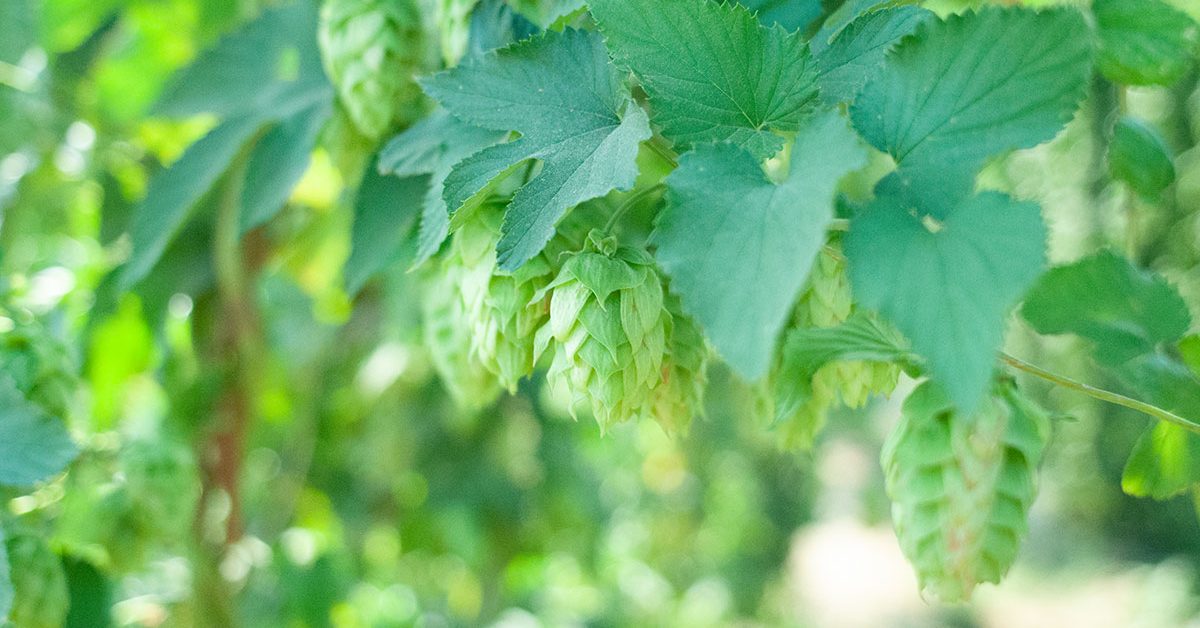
xmin=536 ymin=234 xmax=669 ymax=431
xmin=651 ymin=297 xmax=708 ymax=435
xmin=319 ymin=0 xmax=425 ymax=139
xmin=421 ymin=259 xmax=503 ymax=412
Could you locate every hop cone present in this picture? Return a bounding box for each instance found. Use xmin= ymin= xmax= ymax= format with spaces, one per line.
xmin=794 ymin=245 xmax=900 ymax=408
xmin=421 ymin=256 xmax=503 ymax=411
xmin=651 ymin=297 xmax=708 ymax=435
xmin=436 ymin=0 xmax=478 ymax=65
xmin=7 ymin=534 xmax=68 ymax=628
xmin=319 ymin=0 xmax=425 ymax=139
xmin=882 ymin=380 xmax=1050 ymax=602
xmin=0 ymin=317 xmax=77 ymax=421
xmin=452 ymin=207 xmax=555 ymax=392
xmin=536 ymin=234 xmax=669 ymax=431
xmin=770 ymin=366 xmax=838 ymax=451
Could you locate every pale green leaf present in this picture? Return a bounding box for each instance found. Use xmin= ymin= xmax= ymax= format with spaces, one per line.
xmin=422 ymin=28 xmax=650 ymax=270
xmin=654 ymin=110 xmax=868 ymax=379
xmin=1124 ymin=422 xmax=1200 ymax=500
xmin=846 ymin=191 xmax=1047 ymax=412
xmin=588 ymin=0 xmax=816 ymax=158
xmin=1021 ymin=250 xmax=1191 ymax=365
xmin=1094 ymin=0 xmax=1199 ymax=86
xmin=0 ymin=377 xmax=77 ymax=487
xmin=850 ymin=7 xmax=1091 ymax=217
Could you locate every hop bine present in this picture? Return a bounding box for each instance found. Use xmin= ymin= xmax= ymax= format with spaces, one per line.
xmin=882 ymin=379 xmax=1051 ymax=602
xmin=535 ymin=232 xmax=669 ymax=431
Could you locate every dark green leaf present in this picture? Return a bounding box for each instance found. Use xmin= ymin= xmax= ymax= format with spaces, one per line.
xmin=378 ymin=110 xmax=505 ymax=265
xmin=1022 ymin=250 xmax=1191 ymax=365
xmin=0 ymin=377 xmax=77 ymax=487
xmin=846 ymin=191 xmax=1047 ymax=412
xmin=738 ymin=0 xmax=822 ymax=31
xmin=422 ymin=28 xmax=650 ymax=270
xmin=120 ymin=115 xmax=263 ymax=289
xmin=468 ymin=0 xmax=539 ymax=58
xmin=1109 ymin=116 xmax=1176 ymax=201
xmin=589 ymin=0 xmax=816 ymax=158
xmin=654 ymin=110 xmax=868 ymax=379
xmin=850 ymin=7 xmax=1091 ymax=217
xmin=240 ymin=100 xmax=333 ymax=233
xmin=345 ymin=169 xmax=428 ymax=294
xmin=812 ymin=6 xmax=932 ymax=105
xmin=1094 ymin=0 xmax=1199 ymax=86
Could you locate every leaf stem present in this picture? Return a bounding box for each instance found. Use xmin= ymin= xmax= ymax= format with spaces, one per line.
xmin=604 ymin=183 xmax=666 ymax=233
xmin=999 ymin=352 xmax=1200 ymax=435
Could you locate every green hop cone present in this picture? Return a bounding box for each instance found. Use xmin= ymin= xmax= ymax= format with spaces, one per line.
xmin=535 ymin=233 xmax=669 ymax=431
xmin=421 ymin=255 xmax=503 ymax=411
xmin=0 ymin=317 xmax=78 ymax=422
xmin=6 ymin=534 xmax=68 ymax=628
xmin=882 ymin=379 xmax=1051 ymax=602
xmin=769 ymin=366 xmax=838 ymax=451
xmin=650 ymin=297 xmax=708 ymax=436
xmin=454 ymin=207 xmax=555 ymax=392
xmin=319 ymin=0 xmax=426 ymax=139
xmin=794 ymin=244 xmax=900 ymax=408
xmin=121 ymin=438 xmax=201 ymax=544
xmin=436 ymin=0 xmax=478 ymax=65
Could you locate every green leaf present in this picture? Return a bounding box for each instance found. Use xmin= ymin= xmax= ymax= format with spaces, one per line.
xmin=775 ymin=312 xmax=911 ymax=419
xmin=588 ymin=0 xmax=816 ymax=158
xmin=467 ymin=0 xmax=539 ymax=58
xmin=1182 ymin=335 xmax=1200 ymax=376
xmin=421 ymin=28 xmax=650 ymax=271
xmin=120 ymin=115 xmax=264 ymax=289
xmin=344 ymin=168 xmax=428 ymax=294
xmin=154 ymin=2 xmax=331 ymax=119
xmin=1021 ymin=250 xmax=1191 ymax=365
xmin=654 ymin=110 xmax=867 ymax=379
xmin=0 ymin=0 xmax=35 ymax=64
xmin=1094 ymin=0 xmax=1199 ymax=86
xmin=240 ymin=100 xmax=333 ymax=233
xmin=1123 ymin=422 xmax=1200 ymax=500
xmin=811 ymin=6 xmax=932 ymax=105
xmin=0 ymin=377 xmax=77 ymax=487
xmin=1109 ymin=116 xmax=1177 ymax=202
xmin=738 ymin=0 xmax=822 ymax=31
xmin=378 ymin=110 xmax=505 ymax=265
xmin=850 ymin=7 xmax=1092 ymax=217
xmin=846 ymin=191 xmax=1047 ymax=412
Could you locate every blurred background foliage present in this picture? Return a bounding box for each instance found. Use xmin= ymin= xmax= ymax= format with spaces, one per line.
xmin=1 ymin=0 xmax=1200 ymax=626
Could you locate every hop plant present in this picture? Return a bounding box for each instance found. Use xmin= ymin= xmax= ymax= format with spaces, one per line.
xmin=319 ymin=0 xmax=426 ymax=139
xmin=794 ymin=244 xmax=900 ymax=409
xmin=6 ymin=533 xmax=69 ymax=628
xmin=535 ymin=233 xmax=669 ymax=431
xmin=650 ymin=297 xmax=708 ymax=435
xmin=0 ymin=316 xmax=78 ymax=422
xmin=421 ymin=258 xmax=503 ymax=412
xmin=882 ymin=380 xmax=1051 ymax=602
xmin=454 ymin=207 xmax=555 ymax=392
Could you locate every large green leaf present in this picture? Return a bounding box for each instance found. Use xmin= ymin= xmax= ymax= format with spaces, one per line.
xmin=344 ymin=169 xmax=428 ymax=294
xmin=850 ymin=7 xmax=1091 ymax=217
xmin=846 ymin=191 xmax=1047 ymax=412
xmin=811 ymin=5 xmax=932 ymax=105
xmin=1094 ymin=0 xmax=1199 ymax=86
xmin=0 ymin=377 xmax=77 ymax=487
xmin=422 ymin=28 xmax=650 ymax=271
xmin=240 ymin=100 xmax=333 ymax=233
xmin=154 ymin=1 xmax=330 ymax=119
xmin=1021 ymin=250 xmax=1191 ymax=365
xmin=1109 ymin=116 xmax=1177 ymax=202
xmin=120 ymin=115 xmax=263 ymax=289
xmin=588 ymin=0 xmax=816 ymax=159
xmin=378 ymin=110 xmax=505 ymax=265
xmin=654 ymin=110 xmax=867 ymax=379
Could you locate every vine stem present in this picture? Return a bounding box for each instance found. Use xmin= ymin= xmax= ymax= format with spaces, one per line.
xmin=999 ymin=352 xmax=1200 ymax=435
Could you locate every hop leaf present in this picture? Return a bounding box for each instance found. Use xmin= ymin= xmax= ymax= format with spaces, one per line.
xmin=882 ymin=380 xmax=1050 ymax=602
xmin=319 ymin=0 xmax=426 ymax=139
xmin=6 ymin=534 xmax=68 ymax=628
xmin=651 ymin=297 xmax=709 ymax=436
xmin=536 ymin=235 xmax=669 ymax=431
